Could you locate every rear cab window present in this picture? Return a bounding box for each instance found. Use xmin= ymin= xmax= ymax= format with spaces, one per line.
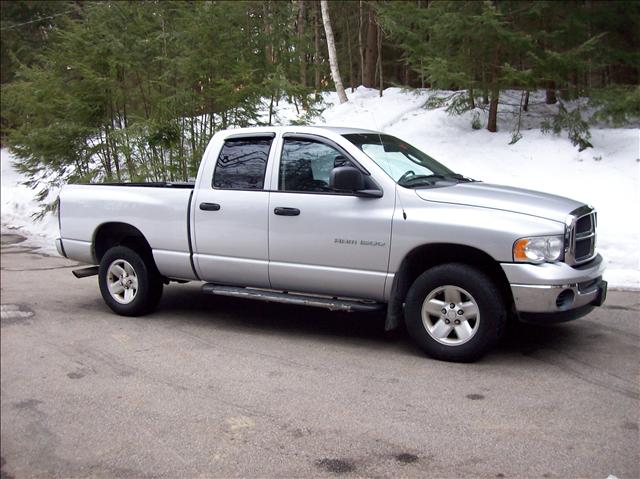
xmin=212 ymin=136 xmax=274 ymax=190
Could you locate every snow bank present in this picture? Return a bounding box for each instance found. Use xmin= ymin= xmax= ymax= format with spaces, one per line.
xmin=2 ymin=86 xmax=638 ymax=288
xmin=317 ymin=87 xmax=639 ymax=289
xmin=1 ymin=148 xmax=59 ymax=254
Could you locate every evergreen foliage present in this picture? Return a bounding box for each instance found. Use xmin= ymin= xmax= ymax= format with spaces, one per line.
xmin=1 ymin=0 xmax=638 ymax=201
xmin=2 ymin=1 xmax=320 ymax=188
xmin=541 ymin=103 xmax=593 ymax=151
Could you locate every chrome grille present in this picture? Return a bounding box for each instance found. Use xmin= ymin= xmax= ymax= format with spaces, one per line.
xmin=565 ymin=206 xmax=597 ymax=265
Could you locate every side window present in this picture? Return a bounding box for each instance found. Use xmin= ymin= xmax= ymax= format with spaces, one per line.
xmin=279 ymin=139 xmax=354 ymax=192
xmin=212 ymin=137 xmax=272 ymax=190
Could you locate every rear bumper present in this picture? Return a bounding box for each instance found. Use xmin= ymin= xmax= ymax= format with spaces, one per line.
xmin=55 ymin=238 xmax=94 ymax=264
xmin=55 ymin=238 xmax=67 ymax=258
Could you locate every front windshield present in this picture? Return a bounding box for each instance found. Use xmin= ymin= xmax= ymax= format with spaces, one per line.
xmin=343 ymin=133 xmax=471 ymax=187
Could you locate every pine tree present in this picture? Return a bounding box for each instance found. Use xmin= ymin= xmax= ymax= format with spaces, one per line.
xmin=379 ymin=1 xmax=533 ymax=131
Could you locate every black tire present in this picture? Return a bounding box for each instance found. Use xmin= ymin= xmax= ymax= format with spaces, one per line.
xmin=98 ymin=246 xmax=163 ymax=316
xmin=404 ymin=263 xmax=506 ymax=362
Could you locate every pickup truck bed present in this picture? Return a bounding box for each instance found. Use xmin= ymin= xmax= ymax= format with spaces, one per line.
xmin=60 ymin=184 xmax=197 ymax=281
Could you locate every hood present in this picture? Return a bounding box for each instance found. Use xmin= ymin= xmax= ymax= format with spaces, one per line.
xmin=414 ymin=182 xmax=584 ymax=222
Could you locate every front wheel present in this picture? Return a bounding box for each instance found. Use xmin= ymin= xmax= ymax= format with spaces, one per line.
xmin=98 ymin=246 xmax=163 ymax=316
xmin=404 ymin=263 xmax=506 ymax=362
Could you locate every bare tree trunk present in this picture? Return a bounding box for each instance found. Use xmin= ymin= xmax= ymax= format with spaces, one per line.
xmin=510 ymin=90 xmax=525 ymax=144
xmin=363 ymin=9 xmax=378 ymax=87
xmin=320 ymin=0 xmax=348 ymax=103
xmin=358 ymin=0 xmax=364 ymax=86
xmin=545 ymin=80 xmax=557 ymax=104
xmin=487 ymin=87 xmax=499 ymax=132
xmin=377 ymin=22 xmax=383 ymax=97
xmin=346 ymin=17 xmax=355 ymax=92
xmin=297 ymin=0 xmax=307 ymax=87
xmin=314 ymin=0 xmax=321 ymax=92
xmin=523 ymin=90 xmax=530 ymax=112
xmin=264 ymin=2 xmax=273 ymax=65
xmin=268 ymin=94 xmax=274 ymax=126
xmin=481 ymin=68 xmax=488 ymax=104
xmin=487 ymin=52 xmax=499 ymax=133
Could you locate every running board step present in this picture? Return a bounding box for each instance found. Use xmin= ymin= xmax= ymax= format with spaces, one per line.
xmin=72 ymin=266 xmax=99 ymax=278
xmin=201 ymin=284 xmax=384 ymax=312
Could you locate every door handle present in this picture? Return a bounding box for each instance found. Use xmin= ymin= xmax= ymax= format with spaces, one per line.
xmin=199 ymin=202 xmax=221 ymax=211
xmin=274 ymin=207 xmax=300 ymax=216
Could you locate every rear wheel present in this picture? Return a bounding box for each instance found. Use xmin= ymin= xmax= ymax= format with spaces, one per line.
xmin=98 ymin=246 xmax=163 ymax=316
xmin=404 ymin=263 xmax=506 ymax=362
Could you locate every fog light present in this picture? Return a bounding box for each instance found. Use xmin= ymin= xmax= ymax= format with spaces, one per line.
xmin=556 ymin=289 xmax=575 ymax=310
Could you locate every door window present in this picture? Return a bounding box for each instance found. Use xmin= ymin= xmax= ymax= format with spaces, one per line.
xmin=279 ymin=139 xmax=354 ymax=192
xmin=213 ymin=137 xmax=273 ymax=190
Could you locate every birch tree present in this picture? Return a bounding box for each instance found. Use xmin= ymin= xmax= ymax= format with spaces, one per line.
xmin=320 ymin=0 xmax=348 ymax=103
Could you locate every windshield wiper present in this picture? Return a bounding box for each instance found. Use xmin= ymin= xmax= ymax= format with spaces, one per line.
xmin=447 ymin=173 xmax=477 ymax=182
xmin=398 ymin=174 xmax=442 ymax=187
xmin=399 ymin=173 xmax=475 ymax=187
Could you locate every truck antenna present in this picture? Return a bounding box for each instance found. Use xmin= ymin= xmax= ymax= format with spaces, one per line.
xmin=371 ymin=109 xmax=407 ymax=220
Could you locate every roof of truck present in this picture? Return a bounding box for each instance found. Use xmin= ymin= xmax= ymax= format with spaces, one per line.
xmin=217 ymin=125 xmax=380 ymax=136
xmin=309 ymin=126 xmax=379 ymax=135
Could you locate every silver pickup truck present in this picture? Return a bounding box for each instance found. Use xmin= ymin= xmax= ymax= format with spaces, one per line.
xmin=57 ymin=126 xmax=607 ymax=361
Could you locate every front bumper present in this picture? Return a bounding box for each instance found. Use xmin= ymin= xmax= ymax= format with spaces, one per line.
xmin=511 ymin=278 xmax=607 ymax=316
xmin=501 ymin=254 xmax=607 ymax=321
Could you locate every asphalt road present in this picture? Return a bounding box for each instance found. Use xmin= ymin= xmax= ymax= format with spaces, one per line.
xmin=1 ymin=233 xmax=639 ymax=479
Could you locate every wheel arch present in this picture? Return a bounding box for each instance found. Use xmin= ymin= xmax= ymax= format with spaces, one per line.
xmin=385 ymin=243 xmax=514 ymax=330
xmin=93 ymin=222 xmax=158 ymax=274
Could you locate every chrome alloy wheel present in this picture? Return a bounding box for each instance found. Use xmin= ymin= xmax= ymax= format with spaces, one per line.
xmin=106 ymin=259 xmax=139 ymax=305
xmin=421 ymin=285 xmax=480 ymax=346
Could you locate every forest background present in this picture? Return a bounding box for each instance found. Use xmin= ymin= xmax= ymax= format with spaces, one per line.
xmin=1 ymin=0 xmax=638 ymax=201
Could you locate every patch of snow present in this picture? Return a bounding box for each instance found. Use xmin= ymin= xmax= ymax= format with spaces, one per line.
xmin=0 ymin=304 xmax=35 ymax=320
xmin=1 ymin=148 xmax=59 ymax=254
xmin=2 ymin=87 xmax=638 ymax=289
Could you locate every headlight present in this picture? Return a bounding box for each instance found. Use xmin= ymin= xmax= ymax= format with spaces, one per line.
xmin=513 ymin=235 xmax=564 ymax=263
